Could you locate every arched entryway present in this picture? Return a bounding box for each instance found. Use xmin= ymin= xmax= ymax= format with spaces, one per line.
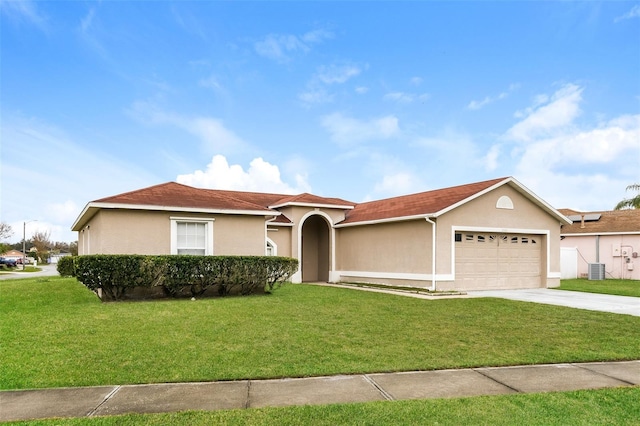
xmin=301 ymin=215 xmax=330 ymax=282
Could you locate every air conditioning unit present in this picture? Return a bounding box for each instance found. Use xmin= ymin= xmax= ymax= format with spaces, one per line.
xmin=588 ymin=263 xmax=605 ymax=280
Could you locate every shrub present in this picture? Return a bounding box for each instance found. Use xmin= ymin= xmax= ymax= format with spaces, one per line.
xmin=56 ymin=256 xmax=76 ymax=277
xmin=72 ymin=255 xmax=299 ymax=301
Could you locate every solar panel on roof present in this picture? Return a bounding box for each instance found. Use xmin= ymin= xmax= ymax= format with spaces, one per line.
xmin=566 ymin=214 xmax=601 ymax=222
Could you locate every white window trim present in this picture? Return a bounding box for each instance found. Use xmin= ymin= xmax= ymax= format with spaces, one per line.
xmin=266 ymin=237 xmax=277 ymax=256
xmin=170 ymin=217 xmax=215 ymax=255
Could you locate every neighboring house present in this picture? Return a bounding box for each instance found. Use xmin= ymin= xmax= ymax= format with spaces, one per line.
xmin=559 ymin=209 xmax=640 ymax=280
xmin=71 ymin=177 xmax=570 ymax=291
xmin=1 ymin=249 xmax=26 ymax=261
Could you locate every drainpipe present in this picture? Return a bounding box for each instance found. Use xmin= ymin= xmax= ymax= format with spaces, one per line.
xmin=425 ymin=217 xmax=436 ymax=292
xmin=596 ymin=235 xmax=600 ymax=263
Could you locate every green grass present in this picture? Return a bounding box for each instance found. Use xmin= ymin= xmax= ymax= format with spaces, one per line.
xmin=7 ymin=387 xmax=640 ymax=425
xmin=559 ymin=278 xmax=640 ymax=297
xmin=1 ymin=277 xmax=639 ymax=390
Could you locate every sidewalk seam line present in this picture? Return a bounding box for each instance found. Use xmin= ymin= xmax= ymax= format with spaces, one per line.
xmin=245 ymin=380 xmax=251 ymax=409
xmin=87 ymin=385 xmax=121 ymax=417
xmin=472 ymin=369 xmax=522 ymax=393
xmin=572 ymin=363 xmax=636 ymax=386
xmin=363 ymin=375 xmax=394 ymax=401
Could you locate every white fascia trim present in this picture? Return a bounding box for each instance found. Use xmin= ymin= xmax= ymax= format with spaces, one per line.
xmin=267 ymin=222 xmax=294 ymax=227
xmin=337 ymin=271 xmax=455 ymax=282
xmin=450 ymin=225 xmax=552 ymax=282
xmin=561 ymin=232 xmax=640 ymax=236
xmin=270 ymin=201 xmax=354 ymax=210
xmin=334 ymin=213 xmax=434 ymax=228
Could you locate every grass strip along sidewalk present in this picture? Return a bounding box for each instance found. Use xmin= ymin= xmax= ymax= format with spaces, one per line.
xmin=558 ymin=278 xmax=640 ymax=297
xmin=2 ymin=277 xmax=639 ymax=390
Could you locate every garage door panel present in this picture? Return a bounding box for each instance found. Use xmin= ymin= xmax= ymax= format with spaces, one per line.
xmin=455 ymin=232 xmax=542 ymax=290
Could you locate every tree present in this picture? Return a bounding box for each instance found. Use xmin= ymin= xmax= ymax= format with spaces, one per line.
xmin=31 ymin=230 xmax=52 ymax=263
xmin=614 ymin=184 xmax=640 ymax=210
xmin=0 ymin=222 xmax=13 ymax=241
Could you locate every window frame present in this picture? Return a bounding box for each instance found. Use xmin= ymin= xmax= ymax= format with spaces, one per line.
xmin=170 ymin=217 xmax=215 ymax=255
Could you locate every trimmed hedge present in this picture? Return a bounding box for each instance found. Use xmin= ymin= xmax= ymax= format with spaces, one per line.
xmin=67 ymin=255 xmax=298 ymax=301
xmin=56 ymin=256 xmax=76 ymax=277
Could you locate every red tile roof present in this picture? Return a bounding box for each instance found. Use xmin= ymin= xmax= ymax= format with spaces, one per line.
xmin=95 ymin=182 xmax=274 ymax=213
xmin=83 ymin=177 xmax=522 ymax=227
xmin=340 ymin=177 xmax=507 ymax=224
xmin=93 ymin=182 xmax=355 ymax=215
xmin=558 ymin=208 xmax=640 ymax=234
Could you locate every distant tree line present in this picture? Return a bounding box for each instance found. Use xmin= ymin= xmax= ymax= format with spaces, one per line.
xmin=0 ymin=222 xmax=78 ymax=261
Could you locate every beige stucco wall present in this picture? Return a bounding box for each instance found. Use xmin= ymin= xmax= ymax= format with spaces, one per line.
xmin=336 ymin=219 xmax=433 ymax=274
xmin=333 ymin=184 xmax=563 ymax=290
xmin=437 ymin=185 xmax=563 ymax=289
xmin=77 ymin=209 xmax=267 ymax=256
xmin=267 ymin=225 xmax=293 ymax=257
xmin=214 ymin=215 xmax=266 ymax=255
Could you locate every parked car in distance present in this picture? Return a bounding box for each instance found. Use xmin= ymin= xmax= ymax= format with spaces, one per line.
xmin=0 ymin=257 xmax=18 ymax=268
xmin=16 ymin=258 xmax=33 ymax=265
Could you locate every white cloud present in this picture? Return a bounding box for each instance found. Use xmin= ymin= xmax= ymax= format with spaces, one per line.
xmin=316 ymin=64 xmax=361 ymax=84
xmin=355 ymin=86 xmax=369 ymax=94
xmin=298 ymin=89 xmax=334 ymax=105
xmin=410 ymin=77 xmax=423 ymax=86
xmin=505 ymin=83 xmax=583 ymax=142
xmin=614 ymin=4 xmax=640 ymax=22
xmin=299 ymin=63 xmax=365 ymax=106
xmin=0 ymin=0 xmax=47 ymax=30
xmin=384 ymin=91 xmax=430 ymax=104
xmin=0 ymin=116 xmax=158 ymax=242
xmin=177 ymin=155 xmax=310 ymax=194
xmin=373 ymin=172 xmax=416 ymax=195
xmin=199 ymin=74 xmax=224 ymax=92
xmin=127 ymin=100 xmax=247 ymax=153
xmin=500 ymin=83 xmax=640 ymax=211
xmin=467 ymin=83 xmax=519 ymax=110
xmin=254 ymin=29 xmax=333 ymax=62
xmin=321 ymin=113 xmax=400 ymax=145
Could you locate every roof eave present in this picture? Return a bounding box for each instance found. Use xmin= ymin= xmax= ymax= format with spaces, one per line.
xmin=335 ymin=213 xmax=436 ymax=228
xmin=269 ymin=201 xmax=355 ymax=210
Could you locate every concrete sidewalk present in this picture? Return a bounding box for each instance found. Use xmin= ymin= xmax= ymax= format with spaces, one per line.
xmin=2 ymin=361 xmax=638 ymax=422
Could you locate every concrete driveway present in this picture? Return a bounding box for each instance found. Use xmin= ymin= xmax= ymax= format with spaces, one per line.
xmin=467 ymin=288 xmax=640 ymax=317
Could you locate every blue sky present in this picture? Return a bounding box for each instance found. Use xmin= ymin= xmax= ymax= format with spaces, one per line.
xmin=1 ymin=1 xmax=639 ymax=243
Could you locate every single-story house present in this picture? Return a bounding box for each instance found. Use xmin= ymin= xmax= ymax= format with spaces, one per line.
xmin=71 ymin=176 xmax=570 ymax=291
xmin=559 ymin=208 xmax=640 ymax=280
xmin=1 ymin=249 xmax=26 ymax=261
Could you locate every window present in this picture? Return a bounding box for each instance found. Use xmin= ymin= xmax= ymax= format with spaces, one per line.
xmin=455 ymin=233 xmax=462 ymax=242
xmin=466 ymin=234 xmax=474 ymax=241
xmin=171 ymin=218 xmax=214 ymax=255
xmin=521 ymin=237 xmax=529 ymax=244
xmin=477 ymin=235 xmax=485 ymax=243
xmin=266 ymin=238 xmax=277 ymax=256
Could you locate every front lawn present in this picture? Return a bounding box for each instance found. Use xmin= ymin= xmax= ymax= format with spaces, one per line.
xmin=559 ymin=278 xmax=640 ymax=297
xmin=7 ymin=387 xmax=640 ymax=425
xmin=1 ymin=277 xmax=639 ymax=390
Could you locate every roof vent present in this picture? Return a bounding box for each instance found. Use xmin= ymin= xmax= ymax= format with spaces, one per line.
xmin=588 ymin=263 xmax=605 ymax=280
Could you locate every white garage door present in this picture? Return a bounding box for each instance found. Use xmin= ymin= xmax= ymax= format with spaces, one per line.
xmin=455 ymin=232 xmax=542 ymax=290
